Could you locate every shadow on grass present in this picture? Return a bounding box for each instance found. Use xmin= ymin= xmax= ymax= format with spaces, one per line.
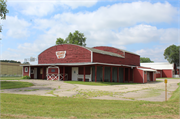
xmin=64 ymin=81 xmax=139 ymax=86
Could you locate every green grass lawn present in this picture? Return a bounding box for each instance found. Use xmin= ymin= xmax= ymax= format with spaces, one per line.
xmin=156 ymin=77 xmax=180 ymax=79
xmin=0 ymin=76 xmax=22 ymax=80
xmin=1 ymin=81 xmax=34 ymax=89
xmin=64 ymin=81 xmax=138 ymax=86
xmin=1 ymin=83 xmax=179 ymax=118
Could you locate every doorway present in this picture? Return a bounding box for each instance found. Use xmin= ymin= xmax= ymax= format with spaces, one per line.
xmin=72 ymin=67 xmax=78 ymax=81
xmin=34 ymin=68 xmax=37 ymax=79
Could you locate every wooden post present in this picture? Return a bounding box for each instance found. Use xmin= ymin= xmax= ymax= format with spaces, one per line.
xmin=95 ymin=65 xmax=97 ymax=82
xmin=84 ymin=66 xmax=85 ymax=82
xmin=42 ymin=67 xmax=44 ymax=79
xmin=110 ymin=67 xmax=112 ymax=82
xmin=164 ymin=79 xmax=167 ymax=101
xmin=63 ymin=66 xmax=65 ymax=81
xmin=117 ymin=67 xmax=119 ymax=82
xmin=102 ymin=66 xmax=105 ymax=82
xmin=123 ymin=68 xmax=125 ymax=82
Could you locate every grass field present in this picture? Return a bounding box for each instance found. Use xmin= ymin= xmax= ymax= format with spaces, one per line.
xmin=0 ymin=76 xmax=22 ymax=80
xmin=64 ymin=81 xmax=138 ymax=86
xmin=1 ymin=83 xmax=179 ymax=118
xmin=156 ymin=77 xmax=180 ymax=79
xmin=1 ymin=81 xmax=34 ymax=89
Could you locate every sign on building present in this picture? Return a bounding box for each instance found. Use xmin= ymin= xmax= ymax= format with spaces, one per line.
xmin=56 ymin=51 xmax=66 ymax=59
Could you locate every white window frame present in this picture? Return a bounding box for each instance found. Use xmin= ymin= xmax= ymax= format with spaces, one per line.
xmin=25 ymin=67 xmax=28 ymax=72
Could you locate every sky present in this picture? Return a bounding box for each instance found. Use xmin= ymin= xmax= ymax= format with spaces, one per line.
xmin=0 ymin=0 xmax=179 ymax=64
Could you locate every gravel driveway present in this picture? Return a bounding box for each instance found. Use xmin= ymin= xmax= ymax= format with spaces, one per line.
xmin=1 ymin=79 xmax=180 ymax=102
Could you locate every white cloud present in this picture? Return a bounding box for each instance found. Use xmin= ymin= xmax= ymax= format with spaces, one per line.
xmin=8 ymin=0 xmax=98 ymax=17
xmin=2 ymin=1 xmax=179 ymax=63
xmin=61 ymin=0 xmax=98 ymax=9
xmin=135 ymin=45 xmax=169 ymax=62
xmin=50 ymin=1 xmax=178 ymax=30
xmin=2 ymin=16 xmax=31 ymax=39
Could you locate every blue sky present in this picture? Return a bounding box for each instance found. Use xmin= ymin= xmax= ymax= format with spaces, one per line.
xmin=0 ymin=0 xmax=179 ymax=64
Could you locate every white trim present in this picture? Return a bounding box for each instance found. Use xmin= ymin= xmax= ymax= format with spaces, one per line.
xmin=20 ymin=62 xmax=136 ymax=68
xmin=137 ymin=68 xmax=156 ymax=72
xmin=91 ymin=51 xmax=93 ymax=63
xmin=25 ymin=67 xmax=28 ymax=72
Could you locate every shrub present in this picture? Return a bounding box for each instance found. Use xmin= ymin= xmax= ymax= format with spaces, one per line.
xmin=22 ymin=75 xmax=31 ymax=79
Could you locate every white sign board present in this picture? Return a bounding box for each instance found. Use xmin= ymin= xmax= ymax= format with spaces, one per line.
xmin=56 ymin=51 xmax=66 ymax=59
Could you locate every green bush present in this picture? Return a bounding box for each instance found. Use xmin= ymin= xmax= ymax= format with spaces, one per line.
xmin=22 ymin=75 xmax=31 ymax=79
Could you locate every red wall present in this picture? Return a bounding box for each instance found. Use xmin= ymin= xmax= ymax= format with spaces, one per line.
xmin=153 ymin=73 xmax=156 ymax=81
xmin=38 ymin=44 xmax=91 ymax=64
xmin=162 ymin=70 xmax=173 ymax=78
xmin=133 ymin=67 xmax=144 ymax=83
xmin=93 ymin=52 xmax=140 ymax=66
xmin=23 ymin=66 xmax=29 ymax=76
xmin=156 ymin=70 xmax=162 ymax=78
xmin=93 ymin=46 xmax=140 ymax=66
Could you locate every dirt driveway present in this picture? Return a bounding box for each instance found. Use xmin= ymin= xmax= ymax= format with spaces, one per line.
xmin=1 ymin=79 xmax=180 ymax=102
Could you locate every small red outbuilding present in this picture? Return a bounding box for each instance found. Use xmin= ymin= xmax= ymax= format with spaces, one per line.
xmin=141 ymin=62 xmax=176 ymax=78
xmin=22 ymin=44 xmax=156 ymax=83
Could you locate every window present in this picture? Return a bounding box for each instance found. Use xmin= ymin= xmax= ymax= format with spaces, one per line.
xmin=25 ymin=67 xmax=28 ymax=72
xmin=144 ymin=71 xmax=146 ymax=74
xmin=51 ymin=69 xmax=55 ymax=72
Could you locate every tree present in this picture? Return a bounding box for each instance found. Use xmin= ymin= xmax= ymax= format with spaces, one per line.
xmin=140 ymin=57 xmax=154 ymax=63
xmin=164 ymin=44 xmax=179 ymax=66
xmin=0 ymin=60 xmax=21 ymax=63
xmin=0 ymin=0 xmax=9 ymax=32
xmin=56 ymin=30 xmax=86 ymax=46
xmin=56 ymin=38 xmax=66 ymax=45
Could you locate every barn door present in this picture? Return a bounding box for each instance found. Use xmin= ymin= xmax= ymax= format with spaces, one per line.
xmin=72 ymin=67 xmax=78 ymax=81
xmin=147 ymin=72 xmax=150 ymax=81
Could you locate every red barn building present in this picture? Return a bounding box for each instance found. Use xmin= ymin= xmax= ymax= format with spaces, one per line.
xmin=22 ymin=44 xmax=156 ymax=83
